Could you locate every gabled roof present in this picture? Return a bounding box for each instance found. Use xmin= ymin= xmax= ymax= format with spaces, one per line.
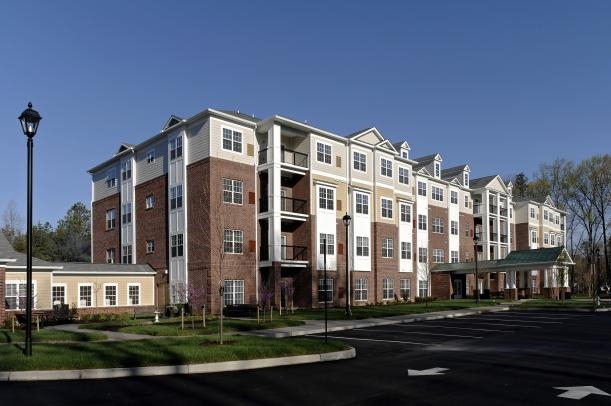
xmin=393 ymin=141 xmax=410 ymax=151
xmin=0 ymin=233 xmax=58 ymax=268
xmin=432 ymin=246 xmax=574 ymax=274
xmin=470 ymin=175 xmax=497 ymax=189
xmin=161 ymin=115 xmax=185 ymax=131
xmin=441 ymin=164 xmax=469 ymax=183
xmin=375 ymin=139 xmax=398 ymax=154
xmin=413 ymin=153 xmax=442 ymax=170
xmin=348 ymin=127 xmax=384 ymax=144
xmin=115 ymin=143 xmax=134 ymax=156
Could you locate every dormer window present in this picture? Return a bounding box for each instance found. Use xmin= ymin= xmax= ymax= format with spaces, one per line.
xmin=464 ymin=172 xmax=469 ymax=187
xmin=402 ymin=150 xmax=408 ymax=159
xmin=434 ymin=162 xmax=440 ymax=178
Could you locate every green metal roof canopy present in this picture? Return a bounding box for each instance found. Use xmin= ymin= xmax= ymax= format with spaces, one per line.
xmin=431 ymin=246 xmax=574 ymax=275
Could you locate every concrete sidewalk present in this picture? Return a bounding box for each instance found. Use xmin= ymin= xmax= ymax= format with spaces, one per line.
xmin=245 ymin=305 xmax=511 ymax=338
xmin=1 ymin=304 xmax=510 ymax=382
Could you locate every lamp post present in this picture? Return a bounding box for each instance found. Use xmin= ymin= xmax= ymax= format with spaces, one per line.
xmin=18 ymin=102 xmax=42 ymax=357
xmin=342 ymin=213 xmax=352 ymax=317
xmin=473 ymin=235 xmax=480 ymax=304
xmin=596 ymin=248 xmax=601 ymax=298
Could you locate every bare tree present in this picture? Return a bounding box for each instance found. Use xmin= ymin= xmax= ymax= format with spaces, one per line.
xmin=2 ymin=200 xmax=23 ymax=244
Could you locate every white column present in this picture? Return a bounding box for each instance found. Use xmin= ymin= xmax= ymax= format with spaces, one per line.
xmin=268 ymin=124 xmax=283 ymax=262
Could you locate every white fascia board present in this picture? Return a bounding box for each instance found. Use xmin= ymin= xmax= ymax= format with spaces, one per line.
xmin=258 ymin=115 xmax=346 ymax=143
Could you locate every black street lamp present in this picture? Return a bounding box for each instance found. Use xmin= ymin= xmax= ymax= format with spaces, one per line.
xmin=18 ymin=102 xmax=42 ymax=357
xmin=342 ymin=212 xmax=352 ymax=317
xmin=473 ymin=235 xmax=480 ymax=304
xmin=596 ymin=248 xmax=601 ymax=297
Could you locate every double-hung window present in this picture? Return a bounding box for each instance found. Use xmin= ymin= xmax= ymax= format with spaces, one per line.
xmin=122 ymin=245 xmax=132 ymax=263
xmin=417 ymin=181 xmax=427 ymax=196
xmin=128 ymin=284 xmax=140 ymax=305
xmin=223 ymin=179 xmax=243 ymax=204
xmin=381 ymin=158 xmax=392 ymax=177
xmin=433 ymin=248 xmax=444 ymax=263
xmin=106 ymin=248 xmax=115 ymax=264
xmin=121 ymin=160 xmax=132 ymax=181
xmin=383 ymin=278 xmax=394 ymax=300
xmin=319 ymin=233 xmax=335 ymax=255
xmin=170 ymin=136 xmax=183 ymax=160
xmin=224 ymin=229 xmax=244 ymax=254
xmin=418 ymin=214 xmax=427 ymax=230
xmin=316 ymin=142 xmax=331 ymax=164
xmin=381 ymin=198 xmax=393 ymax=219
xmin=171 ymin=234 xmax=184 ymax=257
xmin=418 ymin=247 xmax=428 ymax=263
xmin=106 ymin=169 xmax=116 ymax=188
xmin=382 ymin=238 xmax=393 ymax=258
xmin=353 ymin=151 xmax=366 ymax=172
xmin=122 ymin=203 xmax=132 ymax=224
xmin=356 ymin=236 xmax=369 ymax=257
xmin=355 ymin=192 xmax=369 ymax=215
xmin=400 ymin=203 xmax=411 ymax=223
xmin=170 ymin=185 xmax=183 ymax=210
xmin=146 ymin=240 xmax=155 ymax=254
xmin=432 ymin=217 xmax=444 ymax=233
xmin=400 ymin=279 xmax=411 ymax=301
xmin=431 ymin=186 xmax=444 ymax=201
xmin=52 ymin=285 xmax=66 ymax=306
xmin=318 ymin=278 xmax=333 ymax=303
xmin=106 ymin=208 xmax=116 ymax=230
xmin=319 ymin=187 xmax=334 ymax=210
xmin=224 ymin=280 xmax=245 ymax=305
xmin=451 ymin=190 xmax=458 ymax=204
xmin=79 ymin=285 xmax=92 ymax=307
xmin=222 ymin=128 xmax=242 ymax=153
xmin=146 ymin=194 xmax=155 ymax=209
xmin=355 ymin=278 xmax=368 ymax=301
xmin=401 ymin=241 xmax=412 ymax=260
xmin=451 ymin=220 xmax=458 ymax=235
xmin=146 ymin=150 xmax=155 ymax=164
xmin=105 ymin=284 xmax=117 ymax=306
xmin=398 ymin=167 xmax=409 ymax=185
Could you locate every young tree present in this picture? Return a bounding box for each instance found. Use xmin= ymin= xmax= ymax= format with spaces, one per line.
xmin=2 ymin=200 xmax=23 ymax=244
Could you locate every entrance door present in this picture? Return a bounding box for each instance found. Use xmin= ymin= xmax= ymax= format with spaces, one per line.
xmin=453 ymin=279 xmax=463 ymax=299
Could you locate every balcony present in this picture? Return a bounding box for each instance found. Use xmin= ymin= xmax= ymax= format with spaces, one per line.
xmin=258 ymin=147 xmax=308 ymax=169
xmin=260 ymin=245 xmax=308 ymax=262
xmin=499 ymin=207 xmax=508 ymax=217
xmin=500 ymin=234 xmax=509 ymax=243
xmin=489 ymin=204 xmax=497 ymax=214
xmin=259 ymin=197 xmax=308 ymax=215
xmin=489 ymin=232 xmax=498 ymax=242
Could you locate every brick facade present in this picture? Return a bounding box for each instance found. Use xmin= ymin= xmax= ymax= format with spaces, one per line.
xmin=91 ymin=194 xmax=121 ymax=264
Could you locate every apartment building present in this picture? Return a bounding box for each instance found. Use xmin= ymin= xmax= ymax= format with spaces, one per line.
xmin=512 ymin=196 xmax=568 ymax=298
xmin=88 ymin=107 xmax=568 ymax=313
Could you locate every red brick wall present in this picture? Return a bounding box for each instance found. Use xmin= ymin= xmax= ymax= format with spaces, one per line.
xmin=373 ymin=222 xmax=399 ymax=302
xmin=429 ymin=205 xmax=449 ymax=263
xmin=515 ymin=223 xmax=530 ymax=250
xmin=135 ymin=175 xmax=168 ymax=270
xmin=187 ymin=157 xmax=258 ymax=314
xmin=92 ymin=194 xmax=121 ymax=263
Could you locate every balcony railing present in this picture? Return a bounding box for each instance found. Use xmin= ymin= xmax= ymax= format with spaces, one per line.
xmin=258 ymin=147 xmax=309 ymax=168
xmin=489 ymin=232 xmax=498 ymax=242
xmin=259 ymin=197 xmax=308 ymax=214
xmin=500 ymin=234 xmax=508 ymax=243
xmin=499 ymin=207 xmax=508 ymax=216
xmin=489 ymin=204 xmax=497 ymax=214
xmin=473 ymin=203 xmax=482 ymax=214
xmin=260 ymin=245 xmax=308 ymax=261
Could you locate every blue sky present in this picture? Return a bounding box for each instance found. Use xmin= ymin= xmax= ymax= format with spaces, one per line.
xmin=1 ymin=0 xmax=609 ymax=227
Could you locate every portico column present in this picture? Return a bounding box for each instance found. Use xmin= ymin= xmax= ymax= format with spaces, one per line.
xmin=505 ymin=270 xmax=517 ymax=300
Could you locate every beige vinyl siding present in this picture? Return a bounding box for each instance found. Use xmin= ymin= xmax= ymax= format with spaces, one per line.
xmin=136 ymin=139 xmax=167 ymax=185
xmin=54 ymin=274 xmax=155 ymax=307
xmin=92 ymin=163 xmax=120 ymax=202
xmin=209 ymin=117 xmax=256 ymax=165
xmin=373 ymin=186 xmax=396 ymax=224
xmin=310 ymin=135 xmax=345 ymax=178
xmin=428 ymin=180 xmax=447 ymax=208
xmin=6 ymin=271 xmax=53 ymax=310
xmin=350 ymin=147 xmax=373 ymax=184
xmin=375 ymin=153 xmax=395 ymax=189
xmin=359 ymin=130 xmax=381 ymax=145
xmin=187 ymin=118 xmax=210 ymax=164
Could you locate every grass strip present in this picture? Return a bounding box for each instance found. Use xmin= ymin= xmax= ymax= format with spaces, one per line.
xmin=0 ymin=335 xmax=348 ymax=371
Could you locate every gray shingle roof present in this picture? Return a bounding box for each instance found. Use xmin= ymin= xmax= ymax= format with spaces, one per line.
xmin=469 ymin=175 xmax=497 ymax=189
xmin=0 ymin=233 xmax=56 ymax=267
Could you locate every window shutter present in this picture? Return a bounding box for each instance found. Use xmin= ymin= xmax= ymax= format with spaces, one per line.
xmin=248 ymin=192 xmax=256 ymax=205
xmin=248 ymin=240 xmax=256 ymax=253
xmin=336 ymin=156 xmax=341 ymax=168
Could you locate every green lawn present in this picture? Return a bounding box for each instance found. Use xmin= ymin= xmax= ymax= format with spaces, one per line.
xmin=0 ymin=335 xmax=348 ymax=371
xmin=0 ymin=329 xmax=107 ymax=344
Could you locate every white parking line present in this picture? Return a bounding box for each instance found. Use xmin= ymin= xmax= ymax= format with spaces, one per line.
xmin=476 ymin=317 xmax=562 ymax=324
xmin=308 ymin=335 xmax=429 ymax=346
xmin=455 ymin=321 xmax=542 ymax=328
xmin=359 ymin=328 xmax=483 ymax=339
xmin=394 ymin=324 xmax=514 ymax=333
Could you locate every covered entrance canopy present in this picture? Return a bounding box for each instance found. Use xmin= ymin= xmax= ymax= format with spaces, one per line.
xmin=431 ymin=247 xmax=575 ymax=300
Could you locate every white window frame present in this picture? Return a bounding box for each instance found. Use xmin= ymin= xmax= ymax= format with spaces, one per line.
xmin=224 ymin=229 xmax=244 ymax=254
xmin=106 ymin=248 xmax=115 ymax=264
xmin=122 ymin=203 xmax=132 ymax=224
xmin=106 ymin=169 xmax=116 ymax=188
xmin=417 ymin=181 xmax=427 ymax=196
xmin=418 ymin=280 xmax=428 ymax=297
xmin=318 ymin=278 xmax=334 ymax=303
xmin=171 ymin=233 xmax=184 ymax=257
xmin=106 ymin=208 xmax=116 ymax=230
xmin=122 ymin=245 xmax=133 ymax=263
xmin=382 ymin=238 xmax=393 ymax=258
xmin=401 ymin=241 xmax=412 ymax=260
xmin=318 ymin=186 xmax=335 ymax=211
xmin=146 ymin=239 xmax=155 ymax=254
xmin=354 ymin=278 xmax=368 ymax=301
xmin=356 ymin=236 xmax=369 ymax=257
xmin=383 ymin=278 xmax=394 ymax=300
xmin=78 ymin=283 xmax=93 ymax=308
xmin=451 ymin=220 xmax=458 ymax=235
xmin=128 ymin=283 xmax=141 ymax=306
xmin=121 ymin=160 xmax=132 ymax=181
xmin=224 ymin=280 xmax=245 ymax=305
xmin=400 ymin=278 xmax=411 ymax=301
xmin=434 ymin=162 xmax=440 ymax=178
xmin=380 ymin=158 xmax=393 ymax=177
xmin=146 ymin=149 xmax=155 ymax=164
xmin=170 ymin=184 xmax=183 ymax=210
xmin=5 ymin=280 xmax=36 ymax=310
xmin=222 ymin=127 xmax=243 ymax=154
xmin=418 ymin=214 xmax=427 ymax=230
xmin=451 ymin=190 xmax=458 ymax=204
xmin=353 ymin=151 xmax=366 ymax=172
xmin=433 ymin=248 xmax=444 ymax=263
xmin=355 ymin=192 xmax=369 ymax=215
xmin=381 ymin=198 xmax=393 ymax=219
xmin=398 ymin=167 xmax=409 ymax=185
xmin=431 ymin=186 xmax=444 ymax=201
xmin=418 ymin=247 xmax=428 ymax=263
xmin=104 ymin=283 xmax=118 ymax=307
xmin=432 ymin=217 xmax=444 ymax=234
xmin=319 ymin=233 xmax=335 ymax=255
xmin=52 ymin=284 xmax=67 ymax=306
xmin=451 ymin=250 xmax=459 ymax=263
xmin=223 ymin=179 xmax=243 ymax=205
xmin=400 ymin=203 xmax=411 ymax=223
xmin=170 ymin=136 xmax=183 ymax=160
xmin=316 ymin=142 xmax=332 ymax=164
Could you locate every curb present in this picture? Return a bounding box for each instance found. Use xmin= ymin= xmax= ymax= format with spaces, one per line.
xmin=0 ymin=347 xmax=356 ymax=382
